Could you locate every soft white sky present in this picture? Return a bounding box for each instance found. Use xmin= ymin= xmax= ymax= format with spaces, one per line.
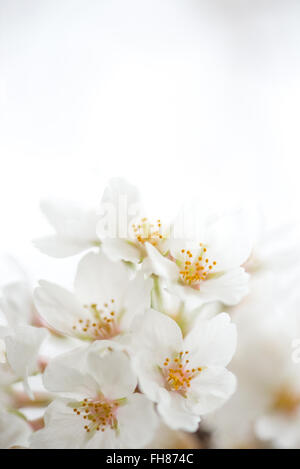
xmin=0 ymin=0 xmax=300 ymax=283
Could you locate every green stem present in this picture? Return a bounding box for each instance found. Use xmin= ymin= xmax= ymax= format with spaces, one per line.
xmin=151 ymin=275 xmax=163 ymax=311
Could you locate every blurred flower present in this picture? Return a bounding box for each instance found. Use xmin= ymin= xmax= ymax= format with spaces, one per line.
xmin=2 ymin=326 xmax=48 ymax=400
xmin=0 ymin=282 xmax=35 ymax=327
xmin=0 ymin=280 xmax=48 ymax=399
xmin=207 ymin=273 xmax=300 ymax=449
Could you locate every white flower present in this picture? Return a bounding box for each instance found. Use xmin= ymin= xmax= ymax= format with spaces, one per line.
xmin=0 ymin=280 xmax=48 ymax=399
xmin=33 ymin=199 xmax=100 ymax=258
xmin=255 ymin=409 xmax=300 ymax=449
xmin=34 ymin=252 xmax=152 ymax=344
xmin=132 ymin=309 xmax=236 ymax=432
xmin=1 ymin=325 xmax=48 ymax=399
xmin=30 ymin=343 xmax=158 ymax=449
xmin=144 ymin=212 xmax=251 ymax=308
xmin=251 ymin=290 xmax=300 ymax=448
xmin=0 ymin=408 xmax=32 ymax=449
xmin=241 ymin=208 xmax=300 ymax=279
xmin=209 ymin=274 xmax=300 ymax=449
xmin=97 ymin=178 xmax=154 ymax=263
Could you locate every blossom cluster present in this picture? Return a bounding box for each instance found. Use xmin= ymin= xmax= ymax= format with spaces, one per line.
xmin=0 ymin=178 xmax=258 ymax=449
xmin=205 ymin=224 xmax=300 ymax=449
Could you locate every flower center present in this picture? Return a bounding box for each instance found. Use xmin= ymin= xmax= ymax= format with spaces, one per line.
xmin=273 ymin=388 xmax=300 ymax=414
xmin=177 ymin=245 xmax=216 ymax=287
xmin=131 ymin=218 xmax=165 ymax=248
xmin=72 ymin=397 xmax=119 ymax=433
xmin=72 ymin=300 xmax=121 ymax=341
xmin=162 ymin=351 xmax=202 ymax=396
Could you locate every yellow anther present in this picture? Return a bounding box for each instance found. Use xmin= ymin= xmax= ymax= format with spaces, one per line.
xmin=162 ymin=351 xmax=203 ymax=395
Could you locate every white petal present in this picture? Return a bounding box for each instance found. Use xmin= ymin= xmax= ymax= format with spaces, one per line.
xmin=0 ymin=410 xmax=32 ymax=449
xmin=0 ymin=255 xmax=28 ymax=286
xmin=30 ymin=400 xmax=89 ymax=449
xmin=132 ymin=350 xmax=165 ymax=402
xmin=39 ymin=199 xmax=98 ymax=241
xmin=43 ymin=347 xmax=99 ymax=399
xmin=0 ymin=282 xmax=33 ymax=327
xmin=117 ymin=394 xmax=158 ymax=448
xmin=5 ymin=325 xmax=48 ymax=398
xmin=87 ymin=349 xmax=137 ymax=399
xmin=34 ymin=280 xmax=88 ymax=335
xmin=0 ymin=325 xmax=12 ymax=339
xmin=34 ymin=199 xmax=99 ymax=258
xmin=120 ymin=271 xmax=153 ymax=330
xmin=101 ymin=238 xmax=141 ymax=263
xmin=4 ymin=325 xmax=48 ymax=376
xmin=166 ymin=282 xmax=206 ymax=310
xmin=0 ymin=361 xmax=16 ymax=386
xmin=131 ymin=309 xmax=183 ymax=364
xmin=33 ymin=235 xmax=94 ymax=258
xmin=204 ymin=211 xmax=253 ymax=269
xmin=99 ymin=178 xmax=142 ymax=233
xmin=157 ymin=388 xmax=200 ymax=432
xmin=85 ymin=427 xmax=117 ymax=449
xmin=198 ymin=267 xmax=249 ymax=305
xmin=188 ymin=367 xmax=236 ymax=415
xmin=143 ymin=243 xmax=178 ymax=281
xmin=184 ymin=313 xmax=237 ymax=368
xmin=74 ymin=252 xmax=131 ymax=310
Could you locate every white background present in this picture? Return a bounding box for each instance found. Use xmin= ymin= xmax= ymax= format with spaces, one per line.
xmin=0 ymin=0 xmax=300 ymax=283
